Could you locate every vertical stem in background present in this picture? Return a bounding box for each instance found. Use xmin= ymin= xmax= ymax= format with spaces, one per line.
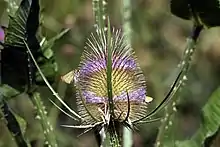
xmin=155 ymin=24 xmax=203 ymax=147
xmin=92 ymin=0 xmax=107 ymax=30
xmin=92 ymin=0 xmax=115 ymax=146
xmin=122 ymin=0 xmax=133 ymax=147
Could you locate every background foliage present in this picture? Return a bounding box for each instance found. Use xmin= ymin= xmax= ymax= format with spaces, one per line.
xmin=1 ymin=0 xmax=220 ymax=146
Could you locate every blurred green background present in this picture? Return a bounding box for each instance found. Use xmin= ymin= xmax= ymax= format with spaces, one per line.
xmin=1 ymin=0 xmax=220 ymax=146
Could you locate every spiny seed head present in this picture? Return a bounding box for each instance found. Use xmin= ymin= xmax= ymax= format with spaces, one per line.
xmin=62 ymin=27 xmax=152 ymax=124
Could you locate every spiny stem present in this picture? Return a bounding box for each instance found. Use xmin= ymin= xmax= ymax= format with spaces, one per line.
xmin=122 ymin=0 xmax=132 ymax=45
xmin=4 ymin=0 xmax=19 ymax=15
xmin=32 ymin=92 xmax=58 ymax=147
xmin=106 ymin=18 xmax=121 ymax=147
xmin=92 ymin=0 xmax=107 ymax=29
xmin=155 ymin=24 xmax=203 ymax=147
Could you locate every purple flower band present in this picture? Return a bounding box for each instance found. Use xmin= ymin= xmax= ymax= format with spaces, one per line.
xmin=80 ymin=56 xmax=137 ymax=76
xmin=82 ymin=87 xmax=146 ymax=103
xmin=82 ymin=91 xmax=105 ymax=103
xmin=113 ymin=87 xmax=146 ymax=102
xmin=0 ymin=27 xmax=4 ymax=42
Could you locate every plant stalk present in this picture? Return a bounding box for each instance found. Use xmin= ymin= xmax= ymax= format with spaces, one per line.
xmin=122 ymin=0 xmax=133 ymax=146
xmin=155 ymin=24 xmax=203 ymax=147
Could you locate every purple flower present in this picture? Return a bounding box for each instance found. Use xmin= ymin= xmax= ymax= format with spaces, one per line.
xmin=62 ymin=28 xmax=152 ymax=122
xmin=0 ymin=27 xmax=4 ymax=42
xmin=76 ymin=29 xmax=148 ymax=105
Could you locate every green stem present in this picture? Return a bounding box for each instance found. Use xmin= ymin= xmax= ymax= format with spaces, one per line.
xmin=92 ymin=0 xmax=107 ymax=29
xmin=122 ymin=0 xmax=132 ymax=44
xmin=122 ymin=0 xmax=133 ymax=146
xmin=107 ymin=18 xmax=114 ymax=117
xmin=155 ymin=24 xmax=203 ymax=147
xmin=32 ymin=92 xmax=58 ymax=147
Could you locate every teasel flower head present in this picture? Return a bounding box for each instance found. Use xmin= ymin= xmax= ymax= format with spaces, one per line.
xmin=62 ymin=27 xmax=153 ymax=127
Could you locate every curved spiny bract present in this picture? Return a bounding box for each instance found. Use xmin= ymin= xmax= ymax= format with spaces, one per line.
xmin=70 ymin=27 xmax=153 ymax=125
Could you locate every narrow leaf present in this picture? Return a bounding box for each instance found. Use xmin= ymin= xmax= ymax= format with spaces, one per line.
xmin=0 ymin=99 xmax=28 ymax=147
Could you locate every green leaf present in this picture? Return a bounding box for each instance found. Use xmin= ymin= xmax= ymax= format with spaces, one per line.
xmin=170 ymin=0 xmax=220 ymax=27
xmin=176 ymin=87 xmax=220 ymax=147
xmin=0 ymin=84 xmax=20 ymax=98
xmin=35 ymin=29 xmax=69 ymax=83
xmin=4 ymin=0 xmax=40 ymax=49
xmin=192 ymin=87 xmax=220 ymax=145
xmin=40 ymin=28 xmax=70 ymax=59
xmin=2 ymin=0 xmax=40 ymax=92
xmin=36 ymin=62 xmax=58 ymax=82
xmin=5 ymin=0 xmax=30 ymax=47
xmin=13 ymin=112 xmax=27 ymax=136
xmin=175 ymin=140 xmax=198 ymax=147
